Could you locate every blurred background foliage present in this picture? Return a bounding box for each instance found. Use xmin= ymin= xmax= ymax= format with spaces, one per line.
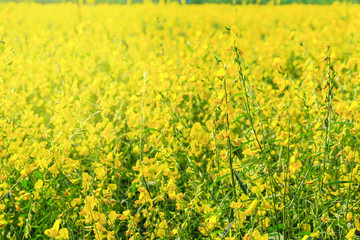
xmin=0 ymin=0 xmax=358 ymax=4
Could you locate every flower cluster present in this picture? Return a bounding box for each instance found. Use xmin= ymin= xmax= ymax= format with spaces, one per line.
xmin=0 ymin=2 xmax=359 ymax=239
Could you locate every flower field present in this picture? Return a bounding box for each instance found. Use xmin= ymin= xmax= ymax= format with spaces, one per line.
xmin=0 ymin=2 xmax=360 ymax=239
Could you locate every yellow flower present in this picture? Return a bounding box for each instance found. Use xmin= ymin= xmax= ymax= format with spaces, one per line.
xmin=230 ymin=201 xmax=244 ymax=209
xmin=95 ymin=167 xmax=106 ymax=180
xmin=225 ymin=102 xmax=235 ymax=115
xmin=34 ymin=179 xmax=43 ymax=190
xmin=44 ymin=219 xmax=61 ymax=238
xmin=56 ymin=228 xmax=69 ymax=240
xmin=70 ymin=197 xmax=82 ymax=208
xmin=346 ymin=212 xmax=353 ymax=222
xmin=346 ymin=228 xmax=356 ymax=239
xmin=84 ymin=196 xmax=97 ymax=212
xmin=170 ymin=228 xmax=178 ymax=236
xmin=252 ymin=229 xmax=268 ymax=240
xmin=157 ymin=220 xmax=168 ymax=237
xmin=245 ymin=199 xmax=258 ymax=216
xmin=310 ymin=230 xmax=320 ymax=238
xmin=0 ymin=214 xmax=7 ymax=227
xmin=355 ymin=218 xmax=360 ymax=230
xmin=301 ymin=223 xmax=311 ymax=232
xmin=216 ymin=68 xmax=226 ymax=80
xmin=108 ymin=211 xmax=119 ymax=222
xmin=242 ymin=148 xmax=260 ymax=157
xmin=108 ymin=184 xmax=117 ymax=191
xmin=120 ymin=210 xmax=131 ymax=220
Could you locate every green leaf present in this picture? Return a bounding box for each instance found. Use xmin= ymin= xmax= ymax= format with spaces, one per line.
xmin=232 ymin=140 xmax=254 ymax=153
xmin=267 ymin=224 xmax=284 ymax=232
xmin=333 ymin=122 xmax=352 ymax=126
xmin=47 ymin=198 xmax=53 ymax=205
xmin=295 ymin=231 xmax=312 ymax=236
xmin=326 ymin=180 xmax=354 ymax=185
xmin=221 ymin=221 xmax=234 ymax=239
xmin=130 ymin=182 xmax=138 ymax=197
xmin=143 ymin=128 xmax=160 ymax=133
xmin=37 ymin=213 xmax=52 ymax=225
xmin=263 ymin=139 xmax=283 ymax=144
xmin=232 ymin=113 xmax=246 ymax=125
xmin=214 ymin=55 xmax=222 ymax=64
xmin=208 ymin=174 xmax=229 ymax=190
xmin=219 ymin=191 xmax=232 ymax=207
xmin=31 ymin=226 xmax=42 ymax=229
xmin=34 ymin=171 xmax=43 ymax=179
xmin=21 ymin=179 xmax=28 ymax=189
xmin=233 ymin=170 xmax=247 ymax=195
xmin=230 ymin=92 xmax=245 ymax=99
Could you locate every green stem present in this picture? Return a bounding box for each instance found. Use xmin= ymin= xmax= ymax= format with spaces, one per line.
xmin=224 ymin=75 xmax=237 ymax=215
xmin=342 ymin=138 xmax=357 ymax=239
xmin=139 ymin=73 xmax=152 ymax=199
xmin=318 ymin=47 xmax=332 ymax=232
xmin=235 ymin=51 xmax=279 ymax=239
